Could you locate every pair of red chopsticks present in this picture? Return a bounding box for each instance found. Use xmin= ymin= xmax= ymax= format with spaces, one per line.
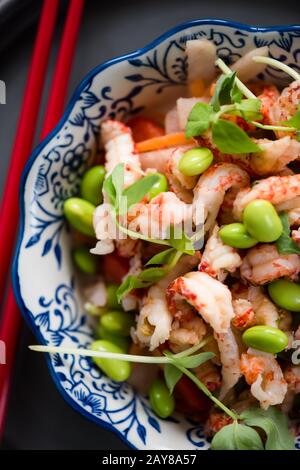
xmin=0 ymin=0 xmax=85 ymax=441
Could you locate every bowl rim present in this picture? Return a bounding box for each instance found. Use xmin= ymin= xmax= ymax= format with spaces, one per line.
xmin=12 ymin=18 xmax=300 ymax=450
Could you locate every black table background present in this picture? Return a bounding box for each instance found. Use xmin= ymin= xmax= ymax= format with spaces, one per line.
xmin=0 ymin=0 xmax=299 ymax=450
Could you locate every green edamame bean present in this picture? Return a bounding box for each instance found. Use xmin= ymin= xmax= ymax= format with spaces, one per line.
xmin=95 ymin=324 xmax=130 ymax=352
xmin=243 ymin=199 xmax=282 ymax=243
xmin=268 ymin=279 xmax=300 ymax=312
xmin=148 ymin=173 xmax=168 ymax=200
xmin=73 ymin=247 xmax=97 ymax=274
xmin=80 ymin=165 xmax=106 ymax=205
xmin=178 ymin=148 xmax=213 ymax=176
xmin=242 ymin=325 xmax=288 ymax=354
xmin=106 ymin=284 xmax=120 ymax=309
xmin=219 ymin=223 xmax=258 ymax=249
xmin=100 ymin=310 xmax=135 ymax=337
xmin=64 ymin=197 xmax=95 ymax=237
xmin=91 ymin=340 xmax=131 ymax=381
xmin=149 ymin=379 xmax=175 ymax=419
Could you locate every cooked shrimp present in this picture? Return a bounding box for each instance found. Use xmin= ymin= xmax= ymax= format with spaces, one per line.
xmin=232 ymin=285 xmax=280 ymax=328
xmin=194 ymin=360 xmax=222 ymax=392
xmin=193 ymin=163 xmax=250 ymax=232
xmin=91 ymin=203 xmax=115 ymax=255
xmin=250 ymin=136 xmax=300 ymax=175
xmin=167 ymin=271 xmax=240 ymax=393
xmin=167 ymin=271 xmax=235 ymax=333
xmin=269 ymin=80 xmax=300 ymax=138
xmin=139 ymin=146 xmax=190 ymax=174
xmin=158 ymin=253 xmax=200 ymax=289
xmin=218 ymin=187 xmax=240 ymax=224
xmin=166 ymin=147 xmax=198 ymax=203
xmin=276 ymin=197 xmax=300 ymax=226
xmin=92 ymin=120 xmax=144 ymax=254
xmin=101 ymin=120 xmax=143 ymax=187
xmin=127 ymin=191 xmax=192 ymax=240
xmin=248 ymin=286 xmax=279 ymax=327
xmin=199 ymin=131 xmax=300 ymax=177
xmin=232 ymin=298 xmax=255 ymax=330
xmin=205 ymin=411 xmax=233 ymax=436
xmin=177 ymin=97 xmax=210 ymax=130
xmin=169 ymin=315 xmax=207 ymax=348
xmin=121 ymin=243 xmax=143 ymax=311
xmin=233 ymin=173 xmax=300 ymax=220
xmin=240 ymin=244 xmax=300 ymax=285
xmin=134 ymin=285 xmax=173 ymax=351
xmin=215 ymin=329 xmax=241 ymax=398
xmin=257 ymin=85 xmax=280 ymax=124
xmin=240 ymin=348 xmax=287 ymax=409
xmin=199 ymin=224 xmax=242 ymax=281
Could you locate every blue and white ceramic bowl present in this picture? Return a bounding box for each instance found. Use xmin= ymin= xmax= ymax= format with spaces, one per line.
xmin=13 ymin=20 xmax=300 ymax=450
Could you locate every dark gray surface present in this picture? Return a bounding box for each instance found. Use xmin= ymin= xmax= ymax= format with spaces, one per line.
xmin=1 ymin=0 xmax=299 ymax=450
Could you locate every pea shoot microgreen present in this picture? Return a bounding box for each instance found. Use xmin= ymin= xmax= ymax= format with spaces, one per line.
xmin=186 ymin=57 xmax=300 ymax=154
xmin=104 ymin=163 xmax=194 ymax=247
xmin=281 ymin=105 xmax=300 ymax=142
xmin=103 ymin=165 xmax=198 ymax=300
xmin=30 ymin=340 xmax=295 ymax=450
xmin=116 ymin=247 xmax=183 ymax=302
xmin=276 ymin=212 xmax=300 ymax=255
xmin=252 ymin=55 xmax=300 ymax=82
xmin=185 ymin=69 xmax=262 ymax=154
xmin=240 ymin=406 xmax=295 ymax=451
xmin=211 ymin=421 xmax=264 ymax=450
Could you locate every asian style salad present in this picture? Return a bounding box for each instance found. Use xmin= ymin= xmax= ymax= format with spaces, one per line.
xmin=31 ymin=39 xmax=300 ymax=450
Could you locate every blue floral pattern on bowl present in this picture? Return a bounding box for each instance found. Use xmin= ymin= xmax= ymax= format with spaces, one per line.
xmin=13 ymin=20 xmax=300 ymax=449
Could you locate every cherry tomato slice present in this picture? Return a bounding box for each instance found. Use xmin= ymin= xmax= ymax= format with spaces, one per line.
xmin=127 ymin=116 xmax=164 ymax=142
xmin=174 ymin=375 xmax=211 ymax=421
xmin=102 ymin=252 xmax=129 ymax=284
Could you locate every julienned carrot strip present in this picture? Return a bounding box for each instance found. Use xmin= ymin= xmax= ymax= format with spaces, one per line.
xmin=136 ymin=132 xmax=194 ymax=153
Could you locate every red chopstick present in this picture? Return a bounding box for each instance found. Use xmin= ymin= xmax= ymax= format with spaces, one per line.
xmin=41 ymin=0 xmax=85 ymax=138
xmin=0 ymin=0 xmax=85 ymax=441
xmin=0 ymin=0 xmax=59 ymax=300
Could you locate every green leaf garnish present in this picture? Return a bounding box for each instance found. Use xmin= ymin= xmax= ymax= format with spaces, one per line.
xmin=173 ymin=351 xmax=215 ymax=369
xmin=282 ymin=105 xmax=300 ymax=130
xmin=168 ymin=225 xmax=195 ymax=255
xmin=240 ymin=406 xmax=295 ymax=450
xmin=230 ymin=83 xmax=243 ymax=104
xmin=103 ymin=173 xmax=116 ymax=206
xmin=116 ymin=267 xmax=167 ymax=302
xmin=233 ymin=98 xmax=262 ymax=121
xmin=31 ymin=337 xmax=296 ymax=451
xmin=145 ymin=248 xmax=177 ymax=266
xmin=116 ymin=275 xmax=146 ymax=302
xmin=138 ymin=267 xmax=166 ymax=282
xmin=111 ymin=163 xmax=124 ymax=203
xmin=211 ymin=421 xmax=264 ymax=450
xmin=119 ymin=173 xmax=160 ymax=215
xmin=185 ymin=102 xmax=214 ymax=138
xmin=276 ymin=212 xmax=300 ymax=255
xmin=164 ymin=363 xmax=183 ymax=394
xmin=211 ymin=72 xmax=238 ymax=111
xmin=212 ymin=119 xmax=262 ymax=154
